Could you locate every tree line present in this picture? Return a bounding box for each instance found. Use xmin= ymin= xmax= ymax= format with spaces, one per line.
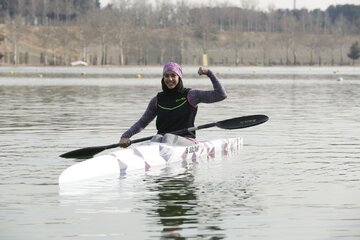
xmin=0 ymin=0 xmax=100 ymax=21
xmin=0 ymin=0 xmax=359 ymax=66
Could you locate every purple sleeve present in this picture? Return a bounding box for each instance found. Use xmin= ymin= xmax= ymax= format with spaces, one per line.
xmin=188 ymin=69 xmax=227 ymax=106
xmin=121 ymin=97 xmax=157 ymax=138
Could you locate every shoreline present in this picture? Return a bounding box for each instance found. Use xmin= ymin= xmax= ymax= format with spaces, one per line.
xmin=0 ymin=65 xmax=358 ymax=80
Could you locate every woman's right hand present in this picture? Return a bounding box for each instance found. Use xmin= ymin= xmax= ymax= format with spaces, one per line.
xmin=119 ymin=138 xmax=131 ymax=148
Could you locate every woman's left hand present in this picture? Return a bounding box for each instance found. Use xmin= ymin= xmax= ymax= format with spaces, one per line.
xmin=198 ymin=66 xmax=208 ymax=75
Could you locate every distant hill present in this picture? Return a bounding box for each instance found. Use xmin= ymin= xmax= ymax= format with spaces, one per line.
xmin=0 ymin=3 xmax=359 ymax=67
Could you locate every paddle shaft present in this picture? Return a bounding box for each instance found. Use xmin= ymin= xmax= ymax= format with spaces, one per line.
xmin=129 ymin=123 xmax=215 ymax=144
xmin=59 ymin=114 xmax=268 ymax=159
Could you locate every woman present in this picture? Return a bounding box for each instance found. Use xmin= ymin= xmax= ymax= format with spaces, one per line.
xmin=119 ymin=62 xmax=227 ymax=148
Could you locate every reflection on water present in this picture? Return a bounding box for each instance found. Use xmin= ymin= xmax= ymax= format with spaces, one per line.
xmin=145 ymin=171 xmax=199 ymax=239
xmin=142 ymin=159 xmax=263 ymax=239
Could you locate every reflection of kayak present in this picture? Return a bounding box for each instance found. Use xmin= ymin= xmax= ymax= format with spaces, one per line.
xmin=58 ymin=137 xmax=243 ymax=185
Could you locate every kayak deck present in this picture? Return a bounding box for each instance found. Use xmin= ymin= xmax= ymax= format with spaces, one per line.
xmin=59 ymin=137 xmax=243 ymax=184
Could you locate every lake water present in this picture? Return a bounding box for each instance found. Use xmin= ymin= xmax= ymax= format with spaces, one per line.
xmin=1 ymin=66 xmax=360 ymax=239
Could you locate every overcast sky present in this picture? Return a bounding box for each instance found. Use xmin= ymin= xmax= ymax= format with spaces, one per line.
xmin=100 ymin=0 xmax=359 ymax=11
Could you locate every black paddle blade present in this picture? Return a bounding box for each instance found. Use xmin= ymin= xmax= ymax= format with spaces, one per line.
xmin=59 ymin=144 xmax=119 ymax=159
xmin=216 ymin=114 xmax=269 ymax=129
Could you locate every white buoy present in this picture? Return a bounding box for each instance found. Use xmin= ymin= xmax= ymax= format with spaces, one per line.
xmin=337 ymin=77 xmax=343 ymax=82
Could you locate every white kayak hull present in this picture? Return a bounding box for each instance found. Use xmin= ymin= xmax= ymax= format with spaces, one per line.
xmin=59 ymin=137 xmax=243 ymax=185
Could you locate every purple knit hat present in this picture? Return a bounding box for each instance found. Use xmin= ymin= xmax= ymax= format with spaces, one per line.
xmin=163 ymin=62 xmax=183 ymax=78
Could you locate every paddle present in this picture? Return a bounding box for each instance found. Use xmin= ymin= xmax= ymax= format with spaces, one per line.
xmin=59 ymin=114 xmax=268 ymax=159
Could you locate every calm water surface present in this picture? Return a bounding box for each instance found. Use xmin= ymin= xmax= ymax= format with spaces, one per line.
xmin=1 ymin=67 xmax=360 ymax=239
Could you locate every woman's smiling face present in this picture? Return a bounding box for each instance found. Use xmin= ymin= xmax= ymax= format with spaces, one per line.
xmin=163 ymin=71 xmax=179 ymax=89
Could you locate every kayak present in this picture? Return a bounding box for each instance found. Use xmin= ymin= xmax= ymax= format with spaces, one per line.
xmin=59 ymin=137 xmax=243 ymax=185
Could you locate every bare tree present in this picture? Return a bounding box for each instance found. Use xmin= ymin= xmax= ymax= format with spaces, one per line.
xmin=230 ymin=7 xmax=247 ymax=66
xmin=174 ymin=1 xmax=191 ymax=64
xmin=191 ymin=6 xmax=218 ymax=63
xmin=8 ymin=13 xmax=26 ymax=64
xmin=332 ymin=13 xmax=349 ymax=65
xmin=111 ymin=0 xmax=133 ymax=65
xmin=38 ymin=18 xmax=56 ymax=65
xmin=280 ymin=13 xmax=299 ymax=65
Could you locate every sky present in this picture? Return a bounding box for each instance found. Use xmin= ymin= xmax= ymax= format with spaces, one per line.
xmin=99 ymin=0 xmax=359 ymax=11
